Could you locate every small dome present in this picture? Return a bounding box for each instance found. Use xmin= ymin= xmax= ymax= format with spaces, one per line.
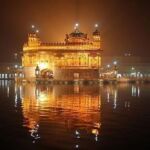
xmin=93 ymin=29 xmax=100 ymax=36
xmin=69 ymin=29 xmax=87 ymax=38
xmin=65 ymin=29 xmax=89 ymax=44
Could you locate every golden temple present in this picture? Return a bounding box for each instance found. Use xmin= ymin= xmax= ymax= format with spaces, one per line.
xmin=22 ymin=25 xmax=102 ymax=80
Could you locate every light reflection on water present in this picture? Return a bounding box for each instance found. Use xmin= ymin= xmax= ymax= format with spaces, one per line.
xmin=0 ymin=80 xmax=150 ymax=150
xmin=21 ymin=84 xmax=101 ymax=148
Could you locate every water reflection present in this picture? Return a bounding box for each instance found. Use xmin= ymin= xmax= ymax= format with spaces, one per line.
xmin=20 ymin=84 xmax=101 ymax=146
xmin=103 ymin=84 xmax=140 ymax=110
xmin=0 ymin=81 xmax=150 ymax=149
xmin=104 ymin=85 xmax=118 ymax=109
xmin=14 ymin=84 xmax=23 ymax=108
xmin=30 ymin=123 xmax=40 ymax=143
xmin=0 ymin=80 xmax=11 ymax=97
xmin=132 ymin=85 xmax=141 ymax=97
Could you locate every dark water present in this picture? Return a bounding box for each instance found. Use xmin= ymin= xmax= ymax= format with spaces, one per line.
xmin=0 ymin=80 xmax=150 ymax=150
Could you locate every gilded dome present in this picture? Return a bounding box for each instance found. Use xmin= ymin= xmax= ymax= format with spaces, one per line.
xmin=65 ymin=29 xmax=89 ymax=44
xmin=93 ymin=29 xmax=100 ymax=36
xmin=69 ymin=29 xmax=87 ymax=38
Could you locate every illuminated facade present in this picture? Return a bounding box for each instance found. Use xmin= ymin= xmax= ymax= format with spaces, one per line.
xmin=22 ymin=27 xmax=102 ymax=80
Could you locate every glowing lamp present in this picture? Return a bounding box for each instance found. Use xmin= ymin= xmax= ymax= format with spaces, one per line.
xmin=35 ymin=65 xmax=40 ymax=77
xmin=107 ymin=64 xmax=110 ymax=68
xmin=92 ymin=129 xmax=99 ymax=135
xmin=38 ymin=62 xmax=48 ymax=70
xmin=36 ymin=29 xmax=39 ymax=33
xmin=95 ymin=24 xmax=99 ymax=28
xmin=75 ymin=23 xmax=79 ymax=27
xmin=31 ymin=25 xmax=35 ymax=29
xmin=113 ymin=61 xmax=117 ymax=65
xmin=15 ymin=64 xmax=18 ymax=68
xmin=74 ymin=23 xmax=79 ymax=29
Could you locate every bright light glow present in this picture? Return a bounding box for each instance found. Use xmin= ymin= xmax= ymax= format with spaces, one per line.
xmin=75 ymin=130 xmax=80 ymax=135
xmin=38 ymin=93 xmax=47 ymax=101
xmin=95 ymin=24 xmax=99 ymax=28
xmin=107 ymin=64 xmax=110 ymax=68
xmin=36 ymin=29 xmax=39 ymax=33
xmin=132 ymin=85 xmax=137 ymax=97
xmin=75 ymin=130 xmax=80 ymax=139
xmin=38 ymin=62 xmax=48 ymax=70
xmin=75 ymin=23 xmax=79 ymax=27
xmin=114 ymin=89 xmax=117 ymax=109
xmin=15 ymin=64 xmax=18 ymax=68
xmin=131 ymin=67 xmax=135 ymax=70
xmin=92 ymin=129 xmax=99 ymax=135
xmin=74 ymin=23 xmax=79 ymax=29
xmin=31 ymin=25 xmax=35 ymax=29
xmin=113 ymin=61 xmax=117 ymax=65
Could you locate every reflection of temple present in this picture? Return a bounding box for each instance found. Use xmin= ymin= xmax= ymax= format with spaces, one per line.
xmin=21 ymin=84 xmax=101 ymax=128
xmin=22 ymin=27 xmax=102 ymax=80
xmin=20 ymin=84 xmax=101 ymax=144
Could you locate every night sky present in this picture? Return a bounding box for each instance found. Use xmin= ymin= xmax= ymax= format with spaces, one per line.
xmin=0 ymin=0 xmax=150 ymax=62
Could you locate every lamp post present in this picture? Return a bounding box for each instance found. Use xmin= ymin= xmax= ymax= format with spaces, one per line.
xmin=95 ymin=24 xmax=99 ymax=28
xmin=113 ymin=61 xmax=118 ymax=78
xmin=35 ymin=65 xmax=40 ymax=78
xmin=113 ymin=61 xmax=117 ymax=66
xmin=13 ymin=52 xmax=23 ymax=80
xmin=107 ymin=64 xmax=111 ymax=69
xmin=131 ymin=67 xmax=136 ymax=78
xmin=13 ymin=52 xmax=18 ymax=79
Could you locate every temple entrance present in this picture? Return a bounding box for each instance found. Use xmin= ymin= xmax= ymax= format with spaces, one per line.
xmin=41 ymin=69 xmax=53 ymax=79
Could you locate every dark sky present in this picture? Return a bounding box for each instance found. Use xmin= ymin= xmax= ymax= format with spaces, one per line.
xmin=0 ymin=0 xmax=150 ymax=62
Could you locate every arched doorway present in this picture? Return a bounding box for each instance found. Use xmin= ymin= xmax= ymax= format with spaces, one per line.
xmin=41 ymin=69 xmax=53 ymax=79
